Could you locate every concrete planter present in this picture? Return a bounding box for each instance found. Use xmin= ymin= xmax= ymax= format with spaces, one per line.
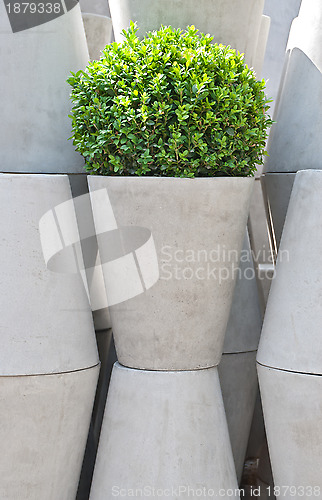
xmin=108 ymin=0 xmax=264 ymax=67
xmin=219 ymin=232 xmax=262 ymax=482
xmin=90 ymin=363 xmax=239 ymax=499
xmin=0 ymin=174 xmax=100 ymax=498
xmin=0 ymin=366 xmax=99 ymax=500
xmin=253 ymin=15 xmax=271 ymax=76
xmin=257 ymin=170 xmax=322 ymax=498
xmin=257 ymin=365 xmax=322 ymax=498
xmin=88 ymin=176 xmax=254 ymax=370
xmin=82 ymin=14 xmax=113 ymax=61
xmin=257 ymin=170 xmax=322 ymax=375
xmin=0 ymin=174 xmax=98 ymax=375
xmin=0 ymin=2 xmax=89 ymax=173
xmin=80 ymin=0 xmax=110 ymax=16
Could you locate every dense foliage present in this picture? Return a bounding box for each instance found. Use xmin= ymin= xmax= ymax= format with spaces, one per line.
xmin=68 ymin=23 xmax=273 ymax=177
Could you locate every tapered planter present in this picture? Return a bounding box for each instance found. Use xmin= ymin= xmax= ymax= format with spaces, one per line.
xmin=108 ymin=0 xmax=264 ymax=67
xmin=88 ymin=176 xmax=254 ymax=370
xmin=0 ymin=367 xmax=99 ymax=500
xmin=263 ymin=0 xmax=322 ymax=246
xmin=257 ymin=365 xmax=322 ymax=498
xmin=82 ymin=14 xmax=113 ymax=61
xmin=257 ymin=170 xmax=322 ymax=498
xmin=0 ymin=2 xmax=89 ymax=173
xmin=257 ymin=170 xmax=322 ymax=374
xmin=90 ymin=363 xmax=240 ymax=500
xmin=0 ymin=174 xmax=99 ymax=499
xmin=219 ymin=232 xmax=262 ymax=483
xmin=219 ymin=351 xmax=258 ymax=484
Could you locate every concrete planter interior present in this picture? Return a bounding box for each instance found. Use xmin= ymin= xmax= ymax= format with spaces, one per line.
xmin=108 ymin=0 xmax=264 ymax=67
xmin=0 ymin=2 xmax=89 ymax=173
xmin=88 ymin=176 xmax=254 ymax=371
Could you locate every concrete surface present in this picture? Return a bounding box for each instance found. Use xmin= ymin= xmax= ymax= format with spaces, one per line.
xmin=88 ymin=176 xmax=254 ymax=370
xmin=261 ymin=0 xmax=301 ymax=116
xmin=108 ymin=0 xmax=264 ymax=68
xmin=257 ymin=364 xmax=322 ymax=498
xmin=253 ymin=15 xmax=270 ymax=77
xmin=0 ymin=3 xmax=88 ymax=173
xmin=90 ymin=363 xmax=239 ymax=499
xmin=0 ymin=365 xmax=99 ymax=500
xmin=223 ymin=232 xmax=262 ymax=354
xmin=288 ymin=0 xmax=322 ymax=73
xmin=76 ymin=330 xmax=116 ymax=500
xmin=80 ymin=0 xmax=110 ymax=16
xmin=219 ymin=351 xmax=258 ymax=484
xmin=68 ymin=174 xmax=111 ymax=331
xmin=82 ymin=13 xmax=113 ymax=61
xmin=264 ymin=48 xmax=322 ymax=174
xmin=0 ymin=174 xmax=98 ymax=375
xmin=257 ymin=170 xmax=322 ymax=374
xmin=262 ymin=173 xmax=296 ymax=249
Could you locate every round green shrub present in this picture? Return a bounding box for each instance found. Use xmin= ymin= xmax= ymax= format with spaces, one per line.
xmin=68 ymin=23 xmax=273 ymax=177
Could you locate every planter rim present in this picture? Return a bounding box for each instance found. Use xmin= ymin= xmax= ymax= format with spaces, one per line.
xmin=87 ymin=175 xmax=255 ymax=182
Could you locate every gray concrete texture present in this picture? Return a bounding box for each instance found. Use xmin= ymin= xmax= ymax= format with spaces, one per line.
xmin=264 ymin=48 xmax=322 ymax=174
xmin=108 ymin=0 xmax=264 ymax=68
xmin=0 ymin=3 xmax=88 ymax=173
xmin=0 ymin=174 xmax=98 ymax=375
xmin=82 ymin=14 xmax=113 ymax=61
xmin=261 ymin=0 xmax=301 ymax=116
xmin=90 ymin=363 xmax=239 ymax=500
xmin=68 ymin=174 xmax=112 ymax=331
xmin=88 ymin=176 xmax=254 ymax=370
xmin=257 ymin=364 xmax=322 ymax=499
xmin=257 ymin=170 xmax=322 ymax=375
xmin=0 ymin=365 xmax=99 ymax=500
xmin=262 ymin=173 xmax=295 ymax=249
xmin=80 ymin=0 xmax=110 ymax=16
xmin=219 ymin=351 xmax=258 ymax=484
xmin=223 ymin=232 xmax=262 ymax=354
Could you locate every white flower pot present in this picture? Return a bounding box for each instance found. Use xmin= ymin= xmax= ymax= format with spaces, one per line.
xmin=0 ymin=3 xmax=89 ymax=173
xmin=108 ymin=0 xmax=264 ymax=68
xmin=90 ymin=363 xmax=239 ymax=500
xmin=88 ymin=176 xmax=254 ymax=370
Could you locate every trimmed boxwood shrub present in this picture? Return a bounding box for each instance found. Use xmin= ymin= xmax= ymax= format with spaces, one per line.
xmin=68 ymin=23 xmax=273 ymax=177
